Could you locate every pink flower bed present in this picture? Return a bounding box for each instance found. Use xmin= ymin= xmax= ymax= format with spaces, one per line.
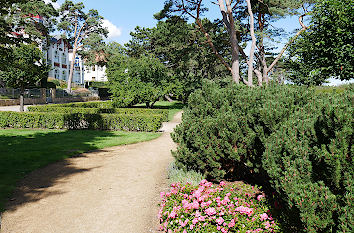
xmin=158 ymin=180 xmax=279 ymax=232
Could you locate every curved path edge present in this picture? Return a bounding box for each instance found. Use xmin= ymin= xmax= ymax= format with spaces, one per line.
xmin=0 ymin=111 xmax=183 ymax=233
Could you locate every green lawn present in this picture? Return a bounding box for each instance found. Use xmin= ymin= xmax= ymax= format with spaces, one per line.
xmin=135 ymin=101 xmax=185 ymax=121
xmin=0 ymin=129 xmax=161 ymax=211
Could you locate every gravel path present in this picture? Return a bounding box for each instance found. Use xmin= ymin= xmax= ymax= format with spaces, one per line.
xmin=0 ymin=112 xmax=182 ymax=233
xmin=0 ymin=105 xmax=32 ymax=112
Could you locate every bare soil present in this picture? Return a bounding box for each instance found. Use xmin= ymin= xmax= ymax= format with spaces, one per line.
xmin=0 ymin=112 xmax=182 ymax=233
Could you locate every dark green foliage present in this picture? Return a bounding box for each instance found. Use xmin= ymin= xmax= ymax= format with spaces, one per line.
xmin=263 ymin=92 xmax=353 ymax=232
xmin=172 ymin=82 xmax=313 ymax=180
xmin=0 ymin=111 xmax=164 ymax=132
xmin=125 ymin=16 xmax=230 ymax=103
xmin=172 ymin=82 xmax=353 ymax=231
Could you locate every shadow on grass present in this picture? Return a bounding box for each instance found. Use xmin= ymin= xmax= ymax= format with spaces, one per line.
xmin=0 ymin=130 xmax=116 ymax=212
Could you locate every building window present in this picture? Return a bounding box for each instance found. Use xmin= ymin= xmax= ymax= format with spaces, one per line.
xmin=54 ymin=51 xmax=59 ymax=63
xmin=92 ymin=66 xmax=96 ymax=72
xmin=62 ymin=71 xmax=66 ymax=80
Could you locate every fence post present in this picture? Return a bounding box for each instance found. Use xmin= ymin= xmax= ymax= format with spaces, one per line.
xmin=40 ymin=88 xmax=46 ymax=104
xmin=51 ymin=88 xmax=56 ymax=103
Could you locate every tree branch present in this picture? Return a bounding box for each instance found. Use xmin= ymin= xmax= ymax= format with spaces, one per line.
xmin=267 ymin=13 xmax=309 ymax=73
xmin=195 ymin=19 xmax=232 ymax=73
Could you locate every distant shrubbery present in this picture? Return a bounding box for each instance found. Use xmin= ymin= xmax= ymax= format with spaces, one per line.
xmin=172 ymin=83 xmax=353 ymax=232
xmin=1 ymin=101 xmax=171 ymax=132
xmin=0 ymin=111 xmax=164 ymax=131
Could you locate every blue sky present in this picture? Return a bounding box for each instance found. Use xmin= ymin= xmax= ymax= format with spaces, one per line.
xmin=48 ymin=0 xmax=352 ymax=86
xmin=50 ymin=0 xmax=302 ymax=45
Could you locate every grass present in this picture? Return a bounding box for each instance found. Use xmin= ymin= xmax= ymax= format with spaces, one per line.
xmin=0 ymin=129 xmax=161 ymax=211
xmin=135 ymin=101 xmax=185 ymax=121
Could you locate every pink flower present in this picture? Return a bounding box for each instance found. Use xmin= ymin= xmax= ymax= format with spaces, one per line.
xmin=216 ymin=217 xmax=224 ymax=225
xmin=220 ymin=181 xmax=226 ymax=186
xmin=264 ymin=221 xmax=271 ymax=229
xmin=191 ymin=200 xmax=200 ymax=209
xmin=260 ymin=213 xmax=268 ymax=221
xmin=205 ymin=207 xmax=217 ymax=216
xmin=235 ymin=206 xmax=254 ymax=217
xmin=160 ymin=192 xmax=165 ymax=198
xmin=228 ymin=219 xmax=235 ymax=228
xmin=192 ymin=218 xmax=198 ymax=225
xmin=179 ymin=219 xmax=189 ymax=227
xmin=183 ymin=230 xmax=187 ymax=233
xmin=168 ymin=210 xmax=177 ymax=219
xmin=195 ymin=210 xmax=201 ymax=218
xmin=254 ymin=228 xmax=263 ymax=232
xmin=182 ymin=200 xmax=191 ymax=209
xmin=257 ymin=194 xmax=265 ymax=201
xmin=221 ymin=228 xmax=228 ymax=233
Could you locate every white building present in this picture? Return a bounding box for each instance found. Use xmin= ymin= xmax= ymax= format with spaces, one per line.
xmin=46 ymin=36 xmax=84 ymax=84
xmin=84 ymin=65 xmax=108 ymax=83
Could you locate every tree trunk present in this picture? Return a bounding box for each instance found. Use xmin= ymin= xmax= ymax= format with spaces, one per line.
xmin=246 ymin=0 xmax=256 ymax=86
xmin=20 ymin=86 xmax=24 ymax=112
xmin=67 ymin=48 xmax=77 ymax=93
xmin=219 ymin=0 xmax=242 ymax=84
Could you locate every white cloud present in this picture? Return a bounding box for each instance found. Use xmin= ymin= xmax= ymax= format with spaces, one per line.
xmin=44 ymin=0 xmax=61 ymax=9
xmin=102 ymin=19 xmax=122 ymax=39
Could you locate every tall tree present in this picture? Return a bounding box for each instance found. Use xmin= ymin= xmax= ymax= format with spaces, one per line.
xmin=126 ymin=16 xmax=230 ymax=102
xmin=158 ymin=0 xmax=313 ymax=86
xmin=0 ymin=0 xmax=57 ymax=70
xmin=107 ymin=54 xmax=171 ymax=108
xmin=58 ymin=0 xmax=108 ymax=93
xmin=286 ymin=0 xmax=354 ymax=85
xmin=1 ymin=44 xmax=49 ymax=111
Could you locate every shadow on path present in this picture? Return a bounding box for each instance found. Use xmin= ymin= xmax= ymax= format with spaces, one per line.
xmin=0 ymin=130 xmax=115 ymax=212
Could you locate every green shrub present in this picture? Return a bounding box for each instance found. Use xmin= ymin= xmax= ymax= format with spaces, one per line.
xmin=27 ymin=105 xmax=169 ymax=121
xmin=0 ymin=111 xmax=66 ymax=129
xmin=0 ymin=112 xmax=164 ymax=131
xmin=172 ymin=82 xmax=353 ymax=231
xmin=172 ymin=82 xmax=313 ymax=180
xmin=263 ymin=93 xmax=353 ymax=232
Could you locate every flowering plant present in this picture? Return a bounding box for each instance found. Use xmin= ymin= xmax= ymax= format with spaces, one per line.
xmin=159 ymin=180 xmax=279 ymax=232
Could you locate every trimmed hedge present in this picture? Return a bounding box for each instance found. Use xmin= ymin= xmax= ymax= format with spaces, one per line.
xmin=172 ymin=82 xmax=353 ymax=232
xmin=50 ymin=101 xmax=114 ymax=108
xmin=0 ymin=111 xmax=164 ymax=131
xmin=27 ymin=105 xmax=169 ymax=121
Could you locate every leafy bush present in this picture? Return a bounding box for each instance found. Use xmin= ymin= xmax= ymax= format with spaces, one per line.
xmin=0 ymin=111 xmax=164 ymax=131
xmin=172 ymin=82 xmax=313 ymax=180
xmin=172 ymin=82 xmax=353 ymax=231
xmin=159 ymin=180 xmax=280 ymax=232
xmin=107 ymin=55 xmax=172 ymax=108
xmin=27 ymin=105 xmax=169 ymax=121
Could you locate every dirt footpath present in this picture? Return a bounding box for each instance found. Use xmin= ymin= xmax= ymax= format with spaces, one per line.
xmin=0 ymin=112 xmax=182 ymax=233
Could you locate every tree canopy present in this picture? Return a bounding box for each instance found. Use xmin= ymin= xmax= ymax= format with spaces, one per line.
xmin=58 ymin=0 xmax=108 ymax=92
xmin=286 ymin=0 xmax=354 ymax=85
